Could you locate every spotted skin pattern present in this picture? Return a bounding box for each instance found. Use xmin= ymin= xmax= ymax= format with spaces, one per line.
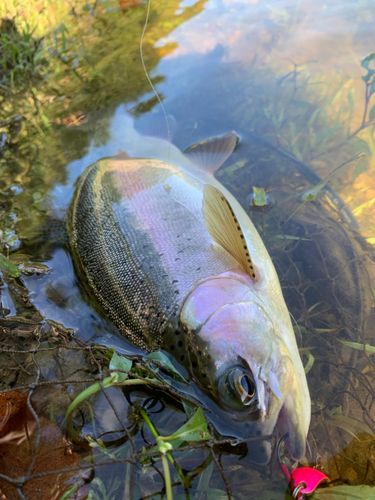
xmin=69 ymin=157 xmax=238 ymax=354
xmin=68 ymin=153 xmax=310 ymax=461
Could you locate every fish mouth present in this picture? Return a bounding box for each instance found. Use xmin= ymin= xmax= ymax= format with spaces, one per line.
xmin=277 ymin=391 xmax=309 ymax=461
xmin=230 ymin=405 xmax=307 ymax=462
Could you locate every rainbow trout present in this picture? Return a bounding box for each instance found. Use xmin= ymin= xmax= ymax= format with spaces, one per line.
xmin=68 ymin=116 xmax=310 ymax=460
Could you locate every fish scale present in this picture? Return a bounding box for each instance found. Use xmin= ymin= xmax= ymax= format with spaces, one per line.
xmin=69 ymin=158 xmax=238 ymax=352
xmin=68 ymin=129 xmax=311 ymax=462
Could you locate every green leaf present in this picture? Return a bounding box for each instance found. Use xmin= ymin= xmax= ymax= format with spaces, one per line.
xmin=276 ymin=70 xmax=294 ymax=86
xmin=331 ymin=87 xmax=343 ymax=105
xmin=290 ymin=99 xmax=313 ymax=108
xmin=302 ymin=191 xmax=317 ymax=201
xmin=348 ymin=88 xmax=355 ymax=111
xmin=263 ymin=107 xmax=271 ymax=119
xmin=147 ymin=351 xmax=187 ymax=383
xmin=224 ymin=159 xmax=247 ymax=175
xmin=337 ymin=339 xmax=375 ymax=354
xmin=301 ymin=180 xmax=326 ymax=201
xmin=258 ymin=491 xmax=287 ymax=500
xmin=332 ymin=414 xmax=372 ymax=435
xmin=326 ymin=418 xmax=360 ymax=441
xmin=304 ymin=352 xmax=314 ymax=375
xmin=0 ymin=253 xmax=21 ymax=277
xmin=312 ymin=484 xmax=370 ymax=499
xmin=361 ymin=52 xmax=375 ymax=69
xmin=206 ymin=489 xmax=229 ymax=500
xmin=267 ymin=6 xmax=291 ymax=19
xmin=307 ymin=302 xmax=321 ymax=313
xmin=194 ymin=461 xmax=214 ymax=500
xmin=252 ymin=186 xmax=267 ymax=207
xmin=109 ymin=352 xmax=132 ymax=383
xmin=93 ymin=477 xmax=106 ymax=497
xmin=308 ymin=107 xmax=321 ymax=128
xmin=182 ymin=399 xmax=197 ymax=419
xmin=316 ymin=125 xmax=342 ymax=144
xmin=273 ymin=234 xmax=311 ymax=241
xmin=349 ymin=137 xmax=372 ymax=155
xmin=370 ymin=104 xmax=375 ymax=121
xmin=40 ymin=113 xmax=50 ymax=126
xmin=165 ymin=407 xmax=212 ymax=448
xmin=361 ymin=53 xmax=375 ymax=82
xmin=103 ymin=348 xmax=115 ymax=360
xmin=59 ymin=485 xmax=79 ymax=500
xmin=178 ymin=488 xmax=229 ymax=500
xmin=311 ymin=484 xmax=375 ymax=499
xmin=353 ymin=196 xmax=375 ymax=216
xmin=353 ymin=157 xmax=368 ymax=178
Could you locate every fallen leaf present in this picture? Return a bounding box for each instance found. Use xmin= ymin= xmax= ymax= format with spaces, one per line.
xmin=0 ymin=391 xmax=83 ymax=500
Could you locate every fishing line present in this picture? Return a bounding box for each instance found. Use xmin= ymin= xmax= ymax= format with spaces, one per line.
xmin=140 ymin=0 xmax=171 ymax=160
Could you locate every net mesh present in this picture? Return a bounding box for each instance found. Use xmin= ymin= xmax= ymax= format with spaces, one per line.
xmin=0 ymin=138 xmax=375 ymax=499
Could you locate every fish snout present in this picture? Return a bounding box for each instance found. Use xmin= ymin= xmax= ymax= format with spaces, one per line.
xmin=180 ymin=279 xmax=310 ymax=460
xmin=255 ymin=353 xmax=309 ymax=460
xmin=277 ymin=376 xmax=310 ymax=461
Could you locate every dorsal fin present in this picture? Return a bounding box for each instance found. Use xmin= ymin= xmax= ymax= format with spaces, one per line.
xmin=114 ymin=150 xmax=131 ymax=160
xmin=202 ymin=185 xmax=257 ymax=281
xmin=184 ymin=131 xmax=239 ymax=174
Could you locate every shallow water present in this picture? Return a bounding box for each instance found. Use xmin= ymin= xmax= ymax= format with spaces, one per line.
xmin=1 ymin=0 xmax=375 ymax=498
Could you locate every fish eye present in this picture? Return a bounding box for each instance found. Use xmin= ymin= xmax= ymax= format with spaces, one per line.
xmin=218 ymin=367 xmax=257 ymax=410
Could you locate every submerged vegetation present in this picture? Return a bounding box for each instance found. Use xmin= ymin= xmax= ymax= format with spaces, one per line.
xmin=0 ymin=0 xmax=374 ymax=499
xmin=261 ymin=53 xmax=375 ymax=229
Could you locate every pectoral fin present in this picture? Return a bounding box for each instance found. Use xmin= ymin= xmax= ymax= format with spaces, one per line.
xmin=202 ymin=185 xmax=257 ymax=281
xmin=184 ymin=131 xmax=239 ymax=174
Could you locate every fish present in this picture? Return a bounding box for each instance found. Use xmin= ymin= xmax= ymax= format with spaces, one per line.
xmin=68 ymin=113 xmax=310 ymax=461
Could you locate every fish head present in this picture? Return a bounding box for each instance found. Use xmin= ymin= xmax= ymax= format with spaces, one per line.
xmin=180 ymin=273 xmax=309 ymax=461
